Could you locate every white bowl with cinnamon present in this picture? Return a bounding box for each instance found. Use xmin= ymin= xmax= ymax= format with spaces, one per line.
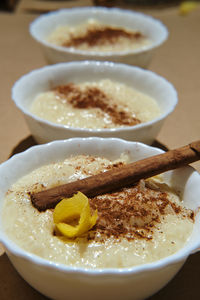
xmin=12 ymin=61 xmax=177 ymax=145
xmin=29 ymin=7 xmax=168 ymax=67
xmin=0 ymin=137 xmax=200 ymax=300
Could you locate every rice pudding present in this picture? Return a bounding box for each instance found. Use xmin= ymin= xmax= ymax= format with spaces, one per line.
xmin=30 ymin=79 xmax=161 ymax=129
xmin=47 ymin=19 xmax=151 ymax=52
xmin=2 ymin=154 xmax=194 ymax=269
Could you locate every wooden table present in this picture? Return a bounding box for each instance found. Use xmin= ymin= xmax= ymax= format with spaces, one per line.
xmin=0 ymin=5 xmax=200 ymax=299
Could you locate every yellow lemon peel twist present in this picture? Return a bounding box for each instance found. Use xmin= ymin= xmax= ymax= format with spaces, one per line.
xmin=179 ymin=2 xmax=199 ymax=15
xmin=53 ymin=192 xmax=98 ymax=238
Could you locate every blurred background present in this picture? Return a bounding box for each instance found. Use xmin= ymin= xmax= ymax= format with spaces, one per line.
xmin=1 ymin=0 xmax=199 ymax=13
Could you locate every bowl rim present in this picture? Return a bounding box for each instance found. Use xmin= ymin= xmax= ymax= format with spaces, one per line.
xmin=0 ymin=137 xmax=200 ymax=276
xmin=11 ymin=60 xmax=178 ymax=133
xmin=29 ymin=6 xmax=169 ymax=57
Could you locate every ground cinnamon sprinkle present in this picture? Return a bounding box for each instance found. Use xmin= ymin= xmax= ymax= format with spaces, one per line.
xmin=54 ymin=83 xmax=141 ymax=126
xmin=63 ymin=26 xmax=143 ymax=47
xmin=87 ymin=179 xmax=194 ymax=242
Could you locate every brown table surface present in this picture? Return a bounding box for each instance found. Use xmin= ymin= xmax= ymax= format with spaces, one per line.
xmin=0 ymin=4 xmax=200 ymax=300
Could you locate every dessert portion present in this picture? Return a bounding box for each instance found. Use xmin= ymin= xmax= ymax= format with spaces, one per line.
xmin=2 ymin=154 xmax=194 ymax=269
xmin=30 ymin=79 xmax=161 ymax=129
xmin=47 ymin=19 xmax=151 ymax=52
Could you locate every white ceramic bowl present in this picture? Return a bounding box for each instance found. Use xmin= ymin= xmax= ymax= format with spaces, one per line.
xmin=29 ymin=7 xmax=168 ymax=68
xmin=12 ymin=61 xmax=178 ymax=145
xmin=0 ymin=137 xmax=200 ymax=300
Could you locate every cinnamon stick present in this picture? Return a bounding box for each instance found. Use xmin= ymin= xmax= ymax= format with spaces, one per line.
xmin=31 ymin=140 xmax=200 ymax=211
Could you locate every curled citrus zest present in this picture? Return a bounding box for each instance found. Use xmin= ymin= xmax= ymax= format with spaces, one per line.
xmin=179 ymin=2 xmax=199 ymax=15
xmin=53 ymin=192 xmax=98 ymax=238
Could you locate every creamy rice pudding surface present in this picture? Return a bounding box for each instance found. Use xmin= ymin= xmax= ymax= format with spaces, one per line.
xmin=2 ymin=154 xmax=194 ymax=269
xmin=47 ymin=19 xmax=151 ymax=52
xmin=30 ymin=79 xmax=161 ymax=129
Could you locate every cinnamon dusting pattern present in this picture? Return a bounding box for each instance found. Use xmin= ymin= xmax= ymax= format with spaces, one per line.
xmin=30 ymin=79 xmax=161 ymax=129
xmin=63 ymin=26 xmax=143 ymax=48
xmin=55 ymin=83 xmax=141 ymax=126
xmin=87 ymin=179 xmax=194 ymax=242
xmin=47 ymin=19 xmax=151 ymax=52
